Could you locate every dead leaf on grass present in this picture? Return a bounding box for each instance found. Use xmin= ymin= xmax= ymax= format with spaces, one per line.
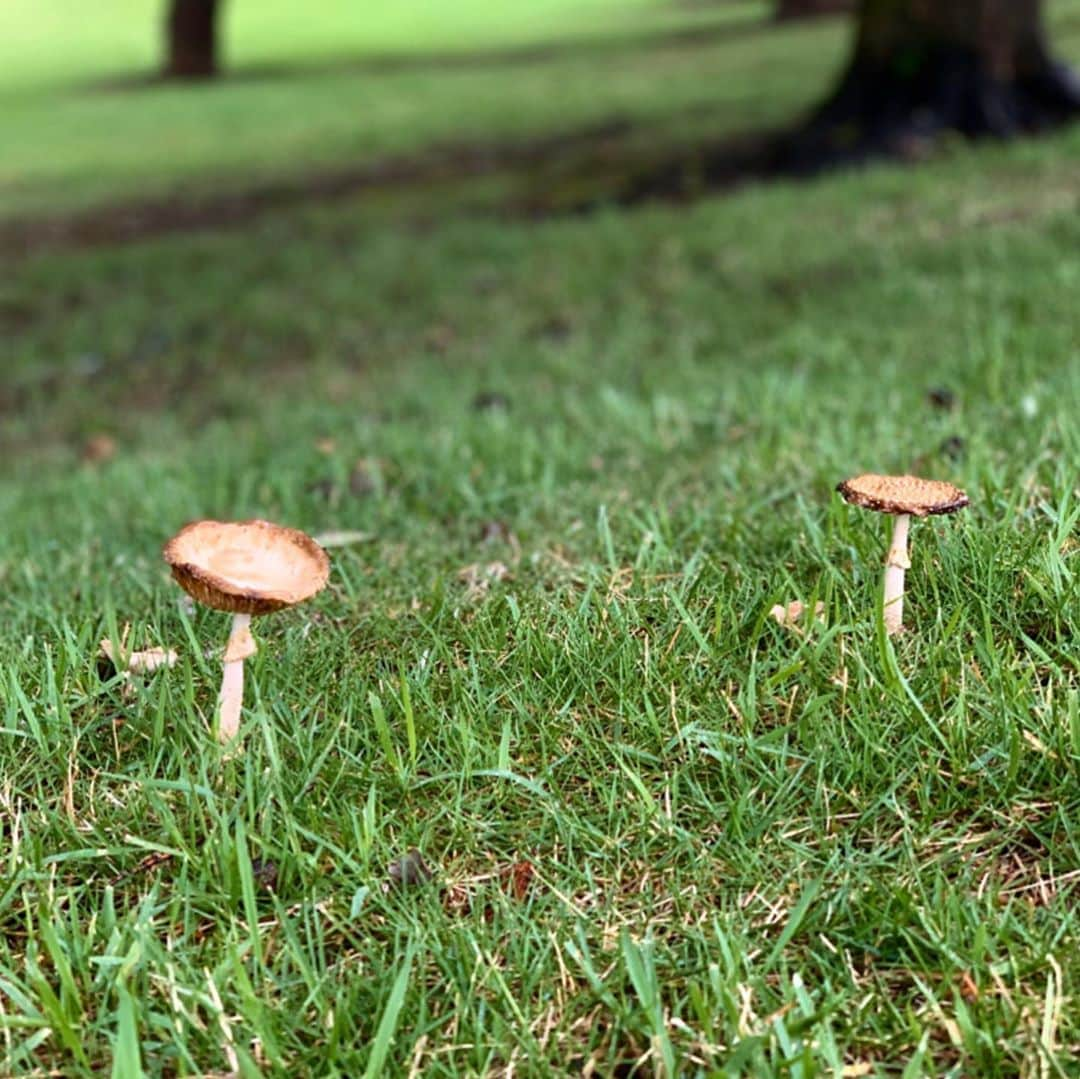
xmin=471 ymin=390 xmax=510 ymax=413
xmin=313 ymin=530 xmax=373 ymax=549
xmin=477 ymin=520 xmax=522 ymax=564
xmin=251 ymin=859 xmax=279 ymax=892
xmin=958 ymin=971 xmax=980 ymax=1002
xmin=349 ymin=460 xmax=377 ymax=496
xmin=1022 ymin=729 xmax=1056 ymax=759
xmin=425 ymin=324 xmax=456 ymax=354
xmin=99 ymin=635 xmax=177 ymax=676
xmin=926 ymin=386 xmax=957 ymax=411
xmin=458 ymin=561 xmax=513 ymax=602
xmin=81 ymin=434 xmax=117 ymax=464
xmin=387 ymin=849 xmax=435 ymax=889
xmin=110 ymin=850 xmax=174 ymax=886
xmin=769 ymin=600 xmax=825 ymax=634
xmin=502 ymin=860 xmax=537 ymax=901
xmin=442 ymin=881 xmax=473 ymax=917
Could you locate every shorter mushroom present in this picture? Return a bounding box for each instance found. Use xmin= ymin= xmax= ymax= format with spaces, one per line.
xmin=836 ymin=474 xmax=968 ymax=636
xmin=163 ymin=519 xmax=330 ymax=742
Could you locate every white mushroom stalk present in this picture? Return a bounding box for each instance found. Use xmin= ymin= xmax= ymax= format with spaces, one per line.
xmin=882 ymin=513 xmax=910 ymax=636
xmin=163 ymin=519 xmax=330 ymax=751
xmin=219 ymin=612 xmax=257 ymax=742
xmin=836 ymin=474 xmax=969 ymax=638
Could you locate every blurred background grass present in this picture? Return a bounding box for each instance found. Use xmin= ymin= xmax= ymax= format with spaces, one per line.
xmin=1 ymin=1 xmax=837 ymax=216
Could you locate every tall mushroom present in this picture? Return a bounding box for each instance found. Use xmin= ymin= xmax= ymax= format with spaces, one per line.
xmin=163 ymin=519 xmax=330 ymax=742
xmin=836 ymin=474 xmax=969 ymax=636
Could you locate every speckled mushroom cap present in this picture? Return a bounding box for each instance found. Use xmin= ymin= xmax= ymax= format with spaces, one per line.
xmin=836 ymin=474 xmax=969 ymax=518
xmin=163 ymin=519 xmax=330 ymax=615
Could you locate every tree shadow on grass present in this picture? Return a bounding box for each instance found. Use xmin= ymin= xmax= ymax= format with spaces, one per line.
xmin=13 ymin=84 xmax=1080 ymax=262
xmin=5 ymin=5 xmax=863 ymax=259
xmin=2 ymin=109 xmax=801 ymax=259
xmin=90 ymin=15 xmax=772 ymax=94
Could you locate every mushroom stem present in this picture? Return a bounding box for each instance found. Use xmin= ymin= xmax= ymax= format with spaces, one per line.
xmin=883 ymin=513 xmax=911 ymax=636
xmin=218 ymin=612 xmax=255 ymax=742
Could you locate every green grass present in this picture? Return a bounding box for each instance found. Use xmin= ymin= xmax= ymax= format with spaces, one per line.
xmin=4 ymin=2 xmax=1080 ymax=1076
xmin=6 ymin=0 xmax=1079 ymax=223
xmin=0 ymin=0 xmax=833 ymax=219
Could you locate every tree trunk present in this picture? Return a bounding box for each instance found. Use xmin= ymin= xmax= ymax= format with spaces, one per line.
xmin=790 ymin=0 xmax=1080 ymax=166
xmin=776 ymin=0 xmax=851 ymax=20
xmin=600 ymin=0 xmax=1080 ymax=203
xmin=164 ymin=0 xmax=220 ymax=79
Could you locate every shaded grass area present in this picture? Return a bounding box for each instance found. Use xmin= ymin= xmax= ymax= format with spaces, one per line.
xmin=6 ymin=3 xmax=1080 ymax=251
xmin=0 ymin=0 xmax=834 ymax=221
xmin=3 ymin=130 xmax=1080 ymax=1072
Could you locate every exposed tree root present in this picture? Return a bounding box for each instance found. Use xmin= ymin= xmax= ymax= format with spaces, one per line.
xmin=778 ymin=42 xmax=1080 ymax=173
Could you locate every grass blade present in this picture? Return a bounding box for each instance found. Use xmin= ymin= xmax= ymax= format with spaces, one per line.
xmin=111 ymin=985 xmax=142 ymax=1079
xmin=363 ymin=939 xmax=417 ymax=1079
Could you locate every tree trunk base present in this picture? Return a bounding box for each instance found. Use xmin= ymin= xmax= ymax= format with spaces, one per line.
xmin=775 ymin=0 xmax=852 ymax=22
xmin=164 ymin=0 xmax=220 ymax=80
xmin=780 ymin=42 xmax=1080 ymax=172
xmin=164 ymin=61 xmax=217 ymax=80
xmin=529 ymin=12 xmax=1080 ymax=212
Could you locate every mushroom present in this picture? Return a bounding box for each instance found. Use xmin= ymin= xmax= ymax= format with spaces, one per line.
xmin=163 ymin=519 xmax=330 ymax=742
xmin=836 ymin=474 xmax=968 ymax=636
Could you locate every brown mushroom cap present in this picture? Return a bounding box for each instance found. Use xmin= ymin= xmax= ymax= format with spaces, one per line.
xmin=836 ymin=474 xmax=969 ymax=518
xmin=163 ymin=519 xmax=330 ymax=615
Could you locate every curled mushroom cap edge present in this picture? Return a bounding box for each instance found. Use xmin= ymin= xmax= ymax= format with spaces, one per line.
xmin=835 ymin=473 xmax=969 ymax=636
xmin=836 ymin=474 xmax=969 ymax=518
xmin=162 ymin=518 xmax=331 ymax=743
xmin=163 ymin=518 xmax=330 ymax=615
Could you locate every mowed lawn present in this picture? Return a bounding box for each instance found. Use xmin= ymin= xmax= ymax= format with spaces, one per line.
xmin=4 ymin=2 xmax=1080 ymax=1076
xmin=2 ymin=0 xmax=824 ymax=219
